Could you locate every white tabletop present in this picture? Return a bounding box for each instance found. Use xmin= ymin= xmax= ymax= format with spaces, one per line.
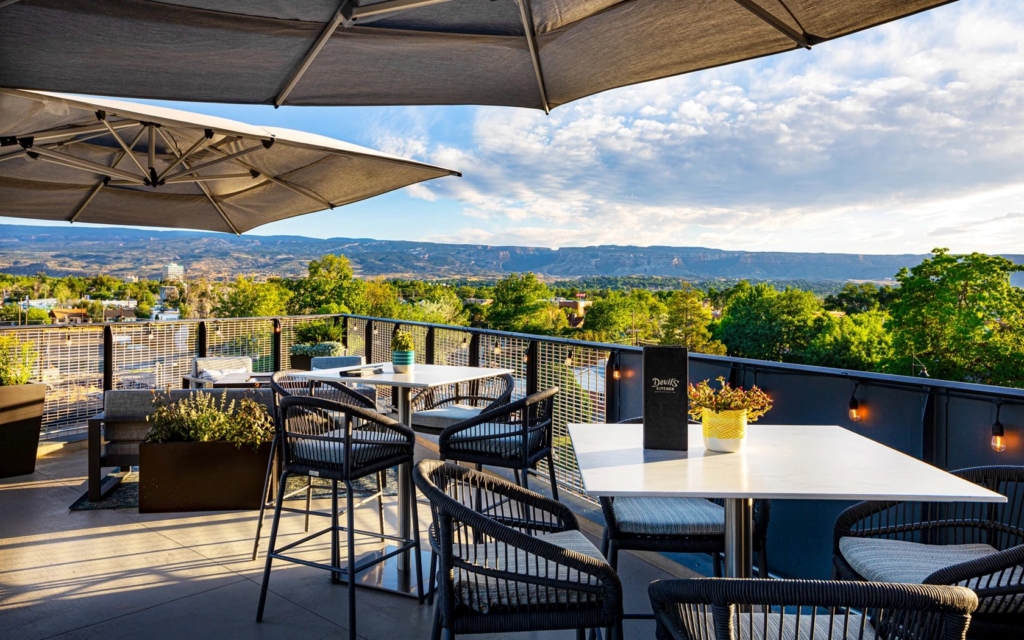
xmin=294 ymin=362 xmax=513 ymax=389
xmin=568 ymin=423 xmax=1006 ymax=503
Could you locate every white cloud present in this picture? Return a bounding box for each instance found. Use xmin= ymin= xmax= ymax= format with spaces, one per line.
xmin=413 ymin=1 xmax=1024 ymax=253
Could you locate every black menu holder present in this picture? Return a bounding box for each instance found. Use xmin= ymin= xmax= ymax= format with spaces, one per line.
xmin=642 ymin=345 xmax=689 ymax=450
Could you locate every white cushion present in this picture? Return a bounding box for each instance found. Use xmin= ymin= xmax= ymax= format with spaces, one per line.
xmin=200 ymin=367 xmax=249 ymax=381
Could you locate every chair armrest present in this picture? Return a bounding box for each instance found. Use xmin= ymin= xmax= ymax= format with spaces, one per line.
xmin=925 ymin=543 xmax=1024 ymax=588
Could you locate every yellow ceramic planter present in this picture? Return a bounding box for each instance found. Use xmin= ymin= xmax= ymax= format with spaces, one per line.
xmin=701 ymin=408 xmax=747 ymax=453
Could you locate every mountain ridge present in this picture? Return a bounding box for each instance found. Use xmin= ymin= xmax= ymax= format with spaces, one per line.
xmin=0 ymin=223 xmax=1020 ymax=284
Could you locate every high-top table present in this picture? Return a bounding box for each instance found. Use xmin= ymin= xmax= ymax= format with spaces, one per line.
xmin=295 ymin=362 xmax=513 ymax=597
xmin=567 ymin=423 xmax=1006 ymax=578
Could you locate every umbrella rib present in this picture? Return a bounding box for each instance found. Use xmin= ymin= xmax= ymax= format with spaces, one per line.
xmin=517 ymin=0 xmax=551 ymax=114
xmin=157 ymin=128 xmax=241 ymax=235
xmin=0 ymin=0 xmax=23 ymax=8
xmin=9 ymin=119 xmax=137 ymax=144
xmin=99 ymin=117 xmax=150 ymax=178
xmin=27 ymin=147 xmax=148 ymax=183
xmin=275 ymin=1 xmax=347 ymax=108
xmin=161 ymin=143 xmax=268 ymax=182
xmin=731 ymin=0 xmax=814 ymax=49
xmin=156 ymin=131 xmax=212 ymax=181
xmin=68 ymin=127 xmax=148 ymax=222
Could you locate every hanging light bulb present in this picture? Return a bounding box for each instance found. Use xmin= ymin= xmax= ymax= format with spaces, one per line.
xmin=992 ymin=404 xmax=1007 ymax=452
xmin=65 ymin=330 xmax=72 ymax=345
xmin=612 ymin=366 xmax=621 ymax=381
xmin=564 ymin=349 xmax=574 ymax=367
xmin=522 ymin=353 xmax=529 ymax=364
xmin=214 ymin=322 xmax=222 ymax=337
xmin=848 ymin=383 xmax=861 ymax=422
xmin=493 ymin=344 xmax=501 ymax=356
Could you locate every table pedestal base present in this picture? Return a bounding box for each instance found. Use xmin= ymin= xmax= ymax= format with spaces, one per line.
xmin=724 ymin=498 xmax=754 ymax=578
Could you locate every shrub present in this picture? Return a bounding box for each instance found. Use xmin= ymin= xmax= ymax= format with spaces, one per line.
xmin=294 ymin=319 xmax=344 ymax=345
xmin=145 ymin=391 xmax=274 ymax=450
xmin=0 ymin=334 xmax=38 ymax=386
xmin=289 ymin=341 xmax=345 ymax=357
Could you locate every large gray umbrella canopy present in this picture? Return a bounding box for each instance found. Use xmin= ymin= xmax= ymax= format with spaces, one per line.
xmin=0 ymin=89 xmax=459 ymax=234
xmin=0 ymin=0 xmax=955 ymax=113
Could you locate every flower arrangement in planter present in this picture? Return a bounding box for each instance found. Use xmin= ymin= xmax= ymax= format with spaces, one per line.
xmin=139 ymin=390 xmax=275 ymax=512
xmin=0 ymin=334 xmax=46 ymax=478
xmin=391 ymin=330 xmax=416 ymax=373
xmin=289 ymin=320 xmax=345 ymax=369
xmin=688 ymin=376 xmax=772 ymax=453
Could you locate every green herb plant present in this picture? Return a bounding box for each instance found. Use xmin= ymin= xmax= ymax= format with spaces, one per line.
xmin=391 ymin=330 xmax=415 ymax=352
xmin=145 ymin=390 xmax=274 ymax=450
xmin=0 ymin=334 xmax=38 ymax=386
xmin=688 ymin=376 xmax=772 ymax=421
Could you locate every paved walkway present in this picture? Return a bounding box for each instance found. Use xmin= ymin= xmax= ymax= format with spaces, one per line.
xmin=1 ymin=444 xmax=693 ymax=639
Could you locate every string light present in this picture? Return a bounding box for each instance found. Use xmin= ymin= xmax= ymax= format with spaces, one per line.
xmin=564 ymin=349 xmax=574 ymax=367
xmin=612 ymin=367 xmax=621 ymax=381
xmin=992 ymin=403 xmax=1007 ymax=453
xmin=461 ymin=335 xmax=469 ymax=349
xmin=848 ymin=382 xmax=861 ymax=422
xmin=214 ymin=322 xmax=222 ymax=337
xmin=65 ymin=329 xmax=72 ymax=345
xmin=522 ymin=352 xmax=529 ymax=364
xmin=147 ymin=325 xmax=155 ymax=341
xmin=493 ymin=344 xmax=501 ymax=356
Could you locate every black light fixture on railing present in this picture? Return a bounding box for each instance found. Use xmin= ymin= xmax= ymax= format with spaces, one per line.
xmin=992 ymin=403 xmax=1007 ymax=453
xmin=848 ymin=382 xmax=861 ymax=422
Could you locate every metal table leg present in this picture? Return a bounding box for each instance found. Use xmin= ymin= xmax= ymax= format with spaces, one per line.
xmin=724 ymin=498 xmax=753 ymax=578
xmin=396 ymin=387 xmax=413 ymax=574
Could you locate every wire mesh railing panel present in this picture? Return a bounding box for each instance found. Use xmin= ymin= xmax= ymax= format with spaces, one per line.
xmin=479 ymin=334 xmax=530 ymax=401
xmin=535 ymin=342 xmax=609 ymax=498
xmin=404 ymin=324 xmax=430 ymax=364
xmin=345 ymin=317 xmax=367 ymax=360
xmin=2 ymin=326 xmax=105 ymax=440
xmin=370 ymin=321 xmax=396 ymax=365
xmin=111 ymin=322 xmax=197 ymax=390
xmin=207 ymin=319 xmax=274 ymax=372
xmin=434 ymin=328 xmax=471 ymax=368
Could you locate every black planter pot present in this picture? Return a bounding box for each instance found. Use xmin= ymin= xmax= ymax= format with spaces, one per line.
xmin=0 ymin=383 xmax=46 ymax=479
xmin=139 ymin=441 xmax=272 ymax=513
xmin=289 ymin=353 xmax=312 ymax=371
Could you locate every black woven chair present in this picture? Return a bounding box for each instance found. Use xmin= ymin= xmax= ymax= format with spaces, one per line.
xmin=600 ymin=417 xmax=770 ymax=580
xmin=414 ymin=459 xmax=624 ymax=640
xmin=408 ymin=373 xmax=515 ymax=434
xmin=256 ymin=396 xmax=422 ymax=640
xmin=438 ymin=386 xmax=560 ymax=498
xmin=649 ymin=577 xmax=978 ymax=640
xmin=833 ymin=465 xmax=1024 ymax=639
xmin=251 ymin=370 xmax=383 ymax=560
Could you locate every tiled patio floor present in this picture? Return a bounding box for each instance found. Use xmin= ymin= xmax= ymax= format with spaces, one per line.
xmin=1 ymin=443 xmax=694 ymax=639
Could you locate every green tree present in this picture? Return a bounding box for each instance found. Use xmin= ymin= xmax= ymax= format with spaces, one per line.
xmin=354 ymin=279 xmax=404 ymax=319
xmin=487 ymin=273 xmax=562 ymax=334
xmin=804 ymin=310 xmax=894 ymax=371
xmin=660 ymin=284 xmax=726 ymax=355
xmin=215 ymin=277 xmax=292 ymax=318
xmin=823 ymin=283 xmax=896 ymax=314
xmin=288 ymin=254 xmax=364 ymax=315
xmin=715 ymin=282 xmax=821 ymax=361
xmin=887 ymin=248 xmax=1024 ymax=387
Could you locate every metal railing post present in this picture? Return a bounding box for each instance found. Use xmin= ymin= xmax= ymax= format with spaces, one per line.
xmin=425 ymin=326 xmax=435 ymax=365
xmin=468 ymin=332 xmax=481 ymax=367
xmin=102 ymin=324 xmax=113 ymax=392
xmin=526 ymin=340 xmax=538 ymax=396
xmin=335 ymin=314 xmax=346 ymax=351
xmin=365 ymin=319 xmax=375 ymax=363
xmin=605 ymin=350 xmax=620 ymax=422
xmin=197 ymin=320 xmax=207 ymax=358
xmin=272 ymin=318 xmax=282 ymax=372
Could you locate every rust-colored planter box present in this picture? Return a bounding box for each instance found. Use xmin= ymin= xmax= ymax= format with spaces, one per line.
xmin=0 ymin=383 xmax=46 ymax=478
xmin=289 ymin=354 xmax=312 ymax=371
xmin=139 ymin=441 xmax=271 ymax=513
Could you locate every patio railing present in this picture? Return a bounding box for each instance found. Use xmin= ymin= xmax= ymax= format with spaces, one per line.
xmin=3 ymin=313 xmax=1023 ymax=578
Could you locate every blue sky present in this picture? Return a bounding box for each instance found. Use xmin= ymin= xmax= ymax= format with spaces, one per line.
xmin=4 ymin=0 xmax=1023 ymax=255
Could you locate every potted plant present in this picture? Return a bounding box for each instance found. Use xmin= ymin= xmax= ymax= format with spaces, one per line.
xmin=289 ymin=320 xmax=345 ymax=370
xmin=391 ymin=329 xmax=416 ymax=373
xmin=688 ymin=376 xmax=772 ymax=453
xmin=0 ymin=334 xmax=46 ymax=478
xmin=139 ymin=390 xmax=274 ymax=512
